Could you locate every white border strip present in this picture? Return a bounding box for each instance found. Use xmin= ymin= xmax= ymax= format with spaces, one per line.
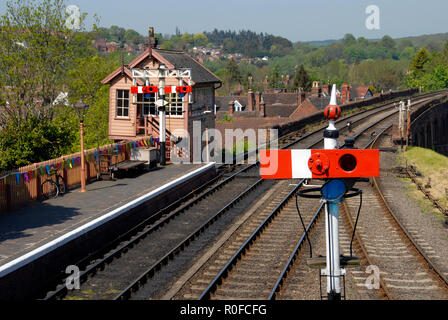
xmin=0 ymin=163 xmax=216 ymax=278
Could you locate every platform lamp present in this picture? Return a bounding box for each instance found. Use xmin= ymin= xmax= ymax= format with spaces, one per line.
xmin=73 ymin=100 xmax=89 ymax=193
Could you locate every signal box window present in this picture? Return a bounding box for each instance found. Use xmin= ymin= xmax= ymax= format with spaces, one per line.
xmin=116 ymin=90 xmax=129 ymax=117
xmin=136 ymin=93 xmax=156 ymax=116
xmin=166 ymin=93 xmax=184 ymax=116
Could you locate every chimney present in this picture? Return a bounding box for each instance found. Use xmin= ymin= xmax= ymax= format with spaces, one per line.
xmin=311 ymin=81 xmax=321 ymax=98
xmin=255 ymin=92 xmax=261 ymax=111
xmin=228 ymin=100 xmax=234 ymax=115
xmin=149 ymin=27 xmax=157 ymax=48
xmin=148 ymin=27 xmax=158 ymax=58
xmin=247 ymin=90 xmax=255 ymax=111
xmin=322 ymin=84 xmax=330 ymax=96
xmin=260 ymin=97 xmax=266 ymax=117
xmin=342 ymin=83 xmax=351 ymax=104
xmin=298 ymin=87 xmax=306 ymax=105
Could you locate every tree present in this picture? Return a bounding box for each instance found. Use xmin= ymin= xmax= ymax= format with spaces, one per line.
xmin=109 ymin=25 xmax=126 ymax=42
xmin=410 ymin=48 xmax=430 ymax=75
xmin=0 ymin=0 xmax=96 ymax=170
xmin=124 ymin=29 xmax=142 ymax=45
xmin=181 ymin=33 xmax=193 ymax=45
xmin=65 ymin=55 xmax=115 ymax=150
xmin=381 ymin=35 xmax=396 ymax=50
xmin=225 ymin=58 xmax=242 ymax=83
xmin=292 ymin=65 xmax=311 ymax=91
xmin=0 ymin=0 xmax=94 ymax=127
xmin=342 ymin=34 xmax=356 ymax=46
xmin=0 ymin=115 xmax=75 ymax=170
xmin=193 ymin=33 xmax=208 ymax=47
xmin=269 ymin=65 xmax=282 ymax=89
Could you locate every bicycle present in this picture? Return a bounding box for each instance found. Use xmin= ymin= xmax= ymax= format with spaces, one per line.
xmin=41 ymin=168 xmax=66 ymax=199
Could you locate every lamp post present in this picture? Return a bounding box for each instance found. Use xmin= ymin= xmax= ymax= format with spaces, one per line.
xmin=73 ymin=100 xmax=89 ymax=193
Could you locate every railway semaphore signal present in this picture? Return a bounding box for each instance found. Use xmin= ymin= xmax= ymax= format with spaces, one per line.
xmin=260 ymin=84 xmax=380 ymax=300
xmin=130 ymin=67 xmax=192 ymax=165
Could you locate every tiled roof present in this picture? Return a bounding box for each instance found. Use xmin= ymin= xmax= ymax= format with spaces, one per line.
xmin=154 ymin=49 xmax=221 ymax=84
xmin=261 ymin=93 xmax=298 ymax=106
xmin=350 ymin=85 xmax=371 ymax=99
xmin=102 ymin=48 xmax=221 ymax=85
xmin=215 ymin=96 xmax=248 ymax=112
xmin=265 ymin=105 xmax=296 ymax=117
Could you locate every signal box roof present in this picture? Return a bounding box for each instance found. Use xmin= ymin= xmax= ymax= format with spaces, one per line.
xmin=102 ymin=48 xmax=221 ymax=86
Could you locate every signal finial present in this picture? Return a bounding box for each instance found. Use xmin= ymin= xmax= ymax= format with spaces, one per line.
xmin=324 ymin=84 xmax=341 ymax=121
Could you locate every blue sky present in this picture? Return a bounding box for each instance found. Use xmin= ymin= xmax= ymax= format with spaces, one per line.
xmin=1 ymin=0 xmax=448 ymax=42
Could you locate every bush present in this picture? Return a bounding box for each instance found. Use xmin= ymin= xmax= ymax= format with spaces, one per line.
xmin=0 ymin=116 xmax=75 ymax=171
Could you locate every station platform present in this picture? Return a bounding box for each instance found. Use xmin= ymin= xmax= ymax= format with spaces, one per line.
xmin=0 ymin=162 xmax=216 ymax=299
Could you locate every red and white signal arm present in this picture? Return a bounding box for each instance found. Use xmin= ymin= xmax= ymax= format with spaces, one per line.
xmin=131 ymin=86 xmax=158 ymax=94
xmin=164 ymin=86 xmax=177 ymax=94
xmin=176 ymin=86 xmax=192 ymax=94
xmin=260 ymin=149 xmax=379 ymax=179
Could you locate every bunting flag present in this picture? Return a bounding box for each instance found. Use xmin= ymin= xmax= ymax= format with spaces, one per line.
xmin=45 ymin=165 xmax=50 ymax=175
xmin=40 ymin=167 xmax=45 ymax=176
xmin=94 ymin=151 xmax=98 ymax=161
xmin=23 ymin=172 xmax=30 ymax=183
xmin=68 ymin=159 xmax=73 ymax=168
xmin=16 ymin=173 xmax=20 ymax=185
xmin=132 ymin=141 xmax=136 ymax=149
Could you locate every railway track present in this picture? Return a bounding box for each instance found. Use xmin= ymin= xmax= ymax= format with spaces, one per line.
xmin=273 ymin=92 xmax=448 ymax=300
xmin=43 ymin=92 xmax=444 ymax=300
xmin=340 ymin=124 xmax=448 ymax=299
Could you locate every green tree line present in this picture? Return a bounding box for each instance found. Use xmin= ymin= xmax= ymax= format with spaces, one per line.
xmin=206 ymin=33 xmax=448 ymax=95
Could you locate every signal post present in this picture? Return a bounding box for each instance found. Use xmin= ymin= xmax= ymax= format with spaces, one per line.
xmin=260 ymin=85 xmax=380 ymax=300
xmin=130 ymin=67 xmax=192 ymax=165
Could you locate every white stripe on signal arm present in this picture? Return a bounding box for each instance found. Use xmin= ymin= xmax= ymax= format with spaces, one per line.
xmin=291 ymin=150 xmax=312 ymax=179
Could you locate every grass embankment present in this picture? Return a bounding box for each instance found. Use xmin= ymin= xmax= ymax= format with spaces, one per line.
xmin=397 ymin=147 xmax=448 ymax=220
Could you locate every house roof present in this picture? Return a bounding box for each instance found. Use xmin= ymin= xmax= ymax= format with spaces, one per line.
xmin=350 ymin=85 xmax=371 ymax=99
xmin=261 ymin=93 xmax=298 ymax=107
xmin=102 ymin=48 xmax=221 ymax=85
xmin=215 ymin=96 xmax=248 ymax=112
xmin=308 ymin=96 xmax=344 ymax=111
